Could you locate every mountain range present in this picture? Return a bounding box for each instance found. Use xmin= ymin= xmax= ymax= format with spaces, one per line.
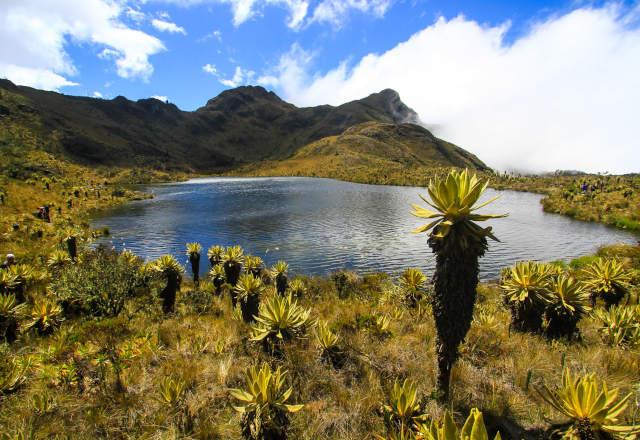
xmin=0 ymin=79 xmax=487 ymax=173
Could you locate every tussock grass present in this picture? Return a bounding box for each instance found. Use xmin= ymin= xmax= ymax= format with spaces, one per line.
xmin=1 ymin=244 xmax=639 ymax=438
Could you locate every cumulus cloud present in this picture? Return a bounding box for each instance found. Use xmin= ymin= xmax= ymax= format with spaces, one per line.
xmin=92 ymin=91 xmax=103 ymax=98
xmin=0 ymin=0 xmax=165 ymax=90
xmin=151 ymin=95 xmax=169 ymax=102
xmin=219 ymin=66 xmax=256 ymax=87
xmin=0 ymin=65 xmax=78 ymax=90
xmin=202 ymin=62 xmax=255 ymax=87
xmin=151 ymin=18 xmax=187 ymax=34
xmin=202 ymin=63 xmax=218 ymax=74
xmin=262 ymin=5 xmax=640 ymax=173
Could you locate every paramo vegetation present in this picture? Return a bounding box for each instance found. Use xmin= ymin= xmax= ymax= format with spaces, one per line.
xmin=0 ymin=170 xmax=639 ymax=439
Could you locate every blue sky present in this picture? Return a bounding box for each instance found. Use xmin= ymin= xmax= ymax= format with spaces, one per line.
xmin=1 ymin=0 xmax=639 ymax=172
xmin=0 ymin=0 xmax=622 ymax=109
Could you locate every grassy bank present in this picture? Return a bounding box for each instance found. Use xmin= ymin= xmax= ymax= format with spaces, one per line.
xmin=492 ymin=174 xmax=640 ymax=232
xmin=0 ymin=86 xmax=192 ymax=266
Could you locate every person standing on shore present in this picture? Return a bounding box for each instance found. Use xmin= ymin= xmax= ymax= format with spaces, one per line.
xmin=1 ymin=254 xmax=16 ymax=269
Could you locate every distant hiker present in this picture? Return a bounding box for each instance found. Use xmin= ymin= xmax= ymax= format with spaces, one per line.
xmin=1 ymin=254 xmax=15 ymax=270
xmin=43 ymin=205 xmax=50 ymax=222
xmin=581 ymin=182 xmax=588 ymax=193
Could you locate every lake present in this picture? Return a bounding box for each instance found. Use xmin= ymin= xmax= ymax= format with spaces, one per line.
xmin=92 ymin=177 xmax=638 ymax=280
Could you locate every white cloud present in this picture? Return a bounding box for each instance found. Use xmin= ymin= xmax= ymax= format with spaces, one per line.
xmin=0 ymin=65 xmax=78 ymax=90
xmin=0 ymin=0 xmax=165 ymax=90
xmin=219 ymin=65 xmax=255 ymax=87
xmin=199 ymin=29 xmax=223 ymax=42
xmin=125 ymin=7 xmax=146 ymax=23
xmin=310 ymin=0 xmax=391 ymax=27
xmin=202 ymin=63 xmax=218 ymax=74
xmin=262 ymin=5 xmax=640 ymax=174
xmin=151 ymin=0 xmax=386 ymax=29
xmin=220 ymin=0 xmax=309 ymax=28
xmin=284 ymin=0 xmax=309 ymax=29
xmin=203 ymin=63 xmax=256 ymax=87
xmin=256 ymin=75 xmax=279 ymax=87
xmin=98 ymin=48 xmax=120 ymax=60
xmin=92 ymin=91 xmax=103 ymax=98
xmin=151 ymin=18 xmax=187 ymax=34
xmin=151 ymin=95 xmax=169 ymax=102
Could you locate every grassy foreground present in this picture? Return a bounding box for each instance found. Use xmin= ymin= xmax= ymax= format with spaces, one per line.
xmin=1 ymin=240 xmax=639 ymax=439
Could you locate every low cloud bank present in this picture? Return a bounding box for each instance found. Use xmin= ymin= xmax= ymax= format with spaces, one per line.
xmin=263 ymin=5 xmax=640 ymax=173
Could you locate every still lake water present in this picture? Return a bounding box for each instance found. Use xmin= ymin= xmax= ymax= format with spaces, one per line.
xmin=92 ymin=177 xmax=638 ymax=280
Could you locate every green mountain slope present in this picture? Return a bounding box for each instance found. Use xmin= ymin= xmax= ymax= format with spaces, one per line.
xmin=0 ymin=80 xmax=433 ymax=172
xmin=229 ymin=121 xmax=489 ymax=183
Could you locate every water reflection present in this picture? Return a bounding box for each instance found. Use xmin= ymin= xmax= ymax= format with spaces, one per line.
xmin=92 ymin=177 xmax=638 ymax=280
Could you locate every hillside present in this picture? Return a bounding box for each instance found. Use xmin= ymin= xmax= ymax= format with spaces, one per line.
xmin=229 ymin=121 xmax=488 ymax=183
xmin=0 ymin=80 xmax=444 ymax=172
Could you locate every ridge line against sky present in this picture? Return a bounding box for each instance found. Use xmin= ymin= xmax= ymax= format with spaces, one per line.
xmin=1 ymin=0 xmax=639 ymax=172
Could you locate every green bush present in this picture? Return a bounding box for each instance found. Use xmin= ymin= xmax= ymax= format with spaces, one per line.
xmin=50 ymin=247 xmax=145 ymax=317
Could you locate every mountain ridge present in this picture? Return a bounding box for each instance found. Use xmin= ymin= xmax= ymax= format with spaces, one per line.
xmin=0 ymin=79 xmax=486 ymax=173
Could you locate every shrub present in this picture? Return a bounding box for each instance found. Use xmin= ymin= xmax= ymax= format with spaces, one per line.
xmin=537 ymin=368 xmax=639 ymax=439
xmin=381 ymin=379 xmax=425 ymax=437
xmin=208 ymin=264 xmax=226 ymax=295
xmin=414 ymin=408 xmax=502 ymax=440
xmin=0 ymin=294 xmax=26 ymax=343
xmin=271 ymin=261 xmax=289 ymax=295
xmin=287 ymin=278 xmax=307 ymax=297
xmin=500 ymin=262 xmax=550 ymax=333
xmin=0 ymin=270 xmax=17 ymax=295
xmin=593 ymin=305 xmax=640 ymax=347
xmin=230 ymin=363 xmax=304 ymax=440
xmin=581 ymin=258 xmax=632 ymax=308
xmin=314 ymin=319 xmax=343 ymax=367
xmin=7 ymin=264 xmax=37 ymax=303
xmin=399 ymin=268 xmax=428 ymax=307
xmin=235 ymin=273 xmax=265 ymax=322
xmin=152 ymin=255 xmax=184 ymax=314
xmin=372 ymin=313 xmax=392 ymax=338
xmin=50 ymin=248 xmax=144 ymax=317
xmin=207 ymin=244 xmax=225 ymax=267
xmin=27 ymin=297 xmax=62 ymax=335
xmin=223 ymin=245 xmax=244 ymax=291
xmin=185 ymin=242 xmax=202 ymax=286
xmin=410 ymin=169 xmax=506 ymax=401
xmin=0 ymin=356 xmax=30 ymax=395
xmin=47 ymin=250 xmax=72 ymax=271
xmin=543 ymin=275 xmax=591 ymax=339
xmin=250 ymin=293 xmax=311 ymax=353
xmin=158 ymin=376 xmax=187 ymax=406
xmin=245 ymin=255 xmax=265 ymax=278
xmin=332 ymin=270 xmax=360 ymax=299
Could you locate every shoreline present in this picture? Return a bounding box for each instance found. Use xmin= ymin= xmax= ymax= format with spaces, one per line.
xmin=89 ymin=175 xmax=638 ymax=282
